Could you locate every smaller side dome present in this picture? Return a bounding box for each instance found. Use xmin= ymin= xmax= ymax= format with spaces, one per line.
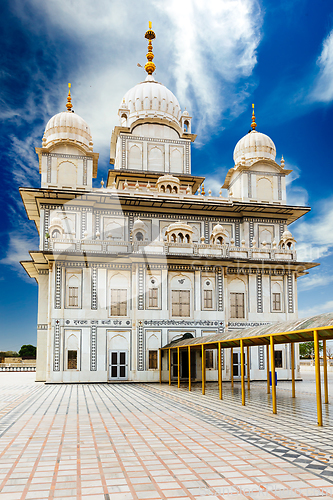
xmin=234 ymin=130 xmax=276 ymax=164
xmin=43 ymin=111 xmax=93 ymax=151
xmin=42 ymin=85 xmax=93 ymax=151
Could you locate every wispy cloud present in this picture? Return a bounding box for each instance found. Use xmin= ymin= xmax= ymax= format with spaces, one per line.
xmin=311 ymin=29 xmax=333 ymax=103
xmin=298 ymin=273 xmax=333 ymax=291
xmin=8 ymin=0 xmax=263 ymax=151
xmin=293 ymin=196 xmax=333 ymax=262
xmin=299 ymin=299 xmax=333 ymax=318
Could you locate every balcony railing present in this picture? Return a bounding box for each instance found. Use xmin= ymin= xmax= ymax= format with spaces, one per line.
xmin=46 ymin=238 xmax=297 ymax=261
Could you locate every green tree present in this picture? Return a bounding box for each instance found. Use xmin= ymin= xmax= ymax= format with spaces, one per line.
xmin=19 ymin=345 xmax=37 ymax=359
xmin=299 ymin=341 xmax=323 ymax=359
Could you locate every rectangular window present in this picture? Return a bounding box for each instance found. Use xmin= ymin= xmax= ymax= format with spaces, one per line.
xmin=272 ymin=293 xmax=281 ymax=311
xmin=206 ymin=350 xmax=214 ymax=369
xmin=172 ymin=290 xmax=190 ymax=317
xmin=68 ymin=287 xmax=79 ymax=307
xmin=274 ymin=350 xmax=283 ymax=368
xmin=203 ymin=289 xmax=213 ymax=309
xmin=230 ymin=293 xmax=245 ymax=318
xmin=111 ymin=289 xmax=127 ymax=316
xmin=149 ymin=350 xmax=158 ymax=370
xmin=68 ymin=350 xmax=77 ymax=369
xmin=148 ymin=287 xmax=158 ymax=308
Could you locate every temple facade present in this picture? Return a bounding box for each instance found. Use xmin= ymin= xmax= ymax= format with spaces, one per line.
xmin=21 ymin=24 xmax=317 ymax=384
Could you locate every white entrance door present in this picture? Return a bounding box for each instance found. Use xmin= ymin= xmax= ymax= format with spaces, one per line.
xmin=232 ymin=350 xmax=247 ymax=379
xmin=109 ymin=350 xmax=128 ymax=380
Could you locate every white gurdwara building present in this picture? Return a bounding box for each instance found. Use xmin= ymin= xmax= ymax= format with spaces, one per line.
xmin=21 ymin=25 xmax=316 ymax=383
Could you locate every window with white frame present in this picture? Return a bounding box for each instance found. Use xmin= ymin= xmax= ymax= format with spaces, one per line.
xmin=110 ymin=289 xmax=127 ymax=316
xmin=271 ymin=281 xmax=283 ymax=312
xmin=230 ymin=292 xmax=245 ymax=318
xmin=172 ymin=290 xmax=190 ymax=317
xmin=68 ymin=287 xmax=79 ymax=307
xmin=148 ymin=287 xmax=158 ymax=308
xmin=66 ymin=272 xmax=81 ymax=309
xmin=148 ymin=350 xmax=158 ymax=369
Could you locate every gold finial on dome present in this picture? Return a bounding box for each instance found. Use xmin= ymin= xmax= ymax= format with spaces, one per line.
xmin=251 ymin=103 xmax=256 ymax=130
xmin=144 ymin=21 xmax=156 ymax=75
xmin=66 ymin=83 xmax=73 ymax=112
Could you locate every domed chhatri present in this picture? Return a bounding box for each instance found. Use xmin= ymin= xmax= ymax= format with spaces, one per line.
xmin=233 ymin=130 xmax=276 ymax=164
xmin=233 ymin=104 xmax=276 ymax=164
xmin=43 ymin=83 xmax=93 ymax=151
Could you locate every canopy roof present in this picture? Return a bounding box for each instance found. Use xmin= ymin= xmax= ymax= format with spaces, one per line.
xmin=162 ymin=313 xmax=333 ymax=349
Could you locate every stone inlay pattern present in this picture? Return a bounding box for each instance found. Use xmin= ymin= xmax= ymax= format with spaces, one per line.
xmin=0 ymin=374 xmax=333 ymax=499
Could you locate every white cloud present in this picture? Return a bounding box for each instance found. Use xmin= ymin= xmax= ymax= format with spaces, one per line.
xmin=293 ymin=197 xmax=333 ymax=262
xmin=298 ymin=273 xmax=333 ymax=291
xmin=0 ymin=232 xmax=39 ymax=278
xmin=285 ymin=161 xmax=309 ymax=207
xmin=9 ymin=0 xmax=263 ymax=150
xmin=311 ymin=29 xmax=333 ymax=102
xmin=298 ymin=300 xmax=333 ymax=318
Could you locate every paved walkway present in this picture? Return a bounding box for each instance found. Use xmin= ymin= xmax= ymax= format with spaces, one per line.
xmin=0 ymin=373 xmax=333 ymax=499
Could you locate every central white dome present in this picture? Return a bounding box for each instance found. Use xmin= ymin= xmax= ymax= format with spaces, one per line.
xmin=120 ymin=75 xmax=182 ymax=127
xmin=233 ymin=130 xmax=276 ymax=164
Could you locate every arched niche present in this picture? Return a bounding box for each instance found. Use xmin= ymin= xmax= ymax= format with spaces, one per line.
xmin=57 ymin=161 xmax=77 ymax=188
xmin=148 ymin=146 xmax=164 ymax=172
xmin=128 ymin=144 xmax=142 ymax=170
xmin=257 ymin=177 xmax=273 ymax=202
xmin=170 ymin=148 xmax=183 ymax=173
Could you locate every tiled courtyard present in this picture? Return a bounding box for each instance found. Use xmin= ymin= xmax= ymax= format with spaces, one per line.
xmin=0 ymin=373 xmax=333 ymax=499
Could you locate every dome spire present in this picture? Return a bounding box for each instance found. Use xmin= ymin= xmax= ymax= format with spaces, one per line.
xmin=251 ymin=103 xmax=257 ymax=130
xmin=66 ymin=83 xmax=73 ymax=112
xmin=144 ymin=21 xmax=156 ymax=75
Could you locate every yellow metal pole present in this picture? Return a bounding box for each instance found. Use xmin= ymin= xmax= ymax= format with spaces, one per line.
xmin=266 ymin=344 xmax=270 ymax=394
xmin=323 ymin=339 xmax=328 ymax=404
xmin=202 ymin=344 xmax=205 ymax=395
xmin=231 ymin=347 xmax=234 ymax=388
xmin=177 ymin=347 xmax=180 ymax=388
xmin=314 ymin=330 xmax=323 ymax=426
xmin=188 ymin=346 xmax=191 ymax=392
xmin=240 ymin=340 xmax=245 ymax=406
xmin=270 ymin=336 xmax=277 ymax=414
xmin=159 ymin=349 xmax=162 ymax=384
xmin=218 ymin=342 xmax=222 ymax=400
xmin=169 ymin=349 xmax=171 ymax=385
xmin=291 ymin=343 xmax=295 ymax=398
xmin=247 ymin=346 xmax=250 ymax=391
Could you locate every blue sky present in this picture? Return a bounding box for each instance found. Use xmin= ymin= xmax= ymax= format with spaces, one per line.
xmin=1 ymin=0 xmax=333 ymax=350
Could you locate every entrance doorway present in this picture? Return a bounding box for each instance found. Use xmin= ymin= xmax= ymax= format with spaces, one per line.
xmin=232 ymin=350 xmax=247 ymax=379
xmin=171 ymin=350 xmax=196 ymax=380
xmin=109 ymin=350 xmax=128 ymax=380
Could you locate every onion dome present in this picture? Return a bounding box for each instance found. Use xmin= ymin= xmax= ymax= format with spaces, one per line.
xmin=42 ymin=83 xmax=93 ymax=151
xmin=120 ymin=75 xmax=182 ymax=127
xmin=233 ymin=104 xmax=276 ymax=164
xmin=119 ymin=22 xmax=182 ymax=128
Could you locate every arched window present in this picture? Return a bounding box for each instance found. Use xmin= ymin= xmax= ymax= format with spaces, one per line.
xmin=136 ymin=232 xmax=143 ymax=241
xmin=52 ymin=229 xmax=61 ymax=239
xmin=171 ymin=234 xmax=176 ymax=243
xmin=185 ymin=234 xmax=190 ymax=243
xmin=184 ymin=120 xmax=189 ymax=132
xmin=173 ymin=186 xmax=178 ymax=194
xmin=178 ymin=233 xmax=184 ymax=243
xmin=166 ymin=185 xmax=171 ymax=193
xmin=216 ymin=236 xmax=223 ymax=245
